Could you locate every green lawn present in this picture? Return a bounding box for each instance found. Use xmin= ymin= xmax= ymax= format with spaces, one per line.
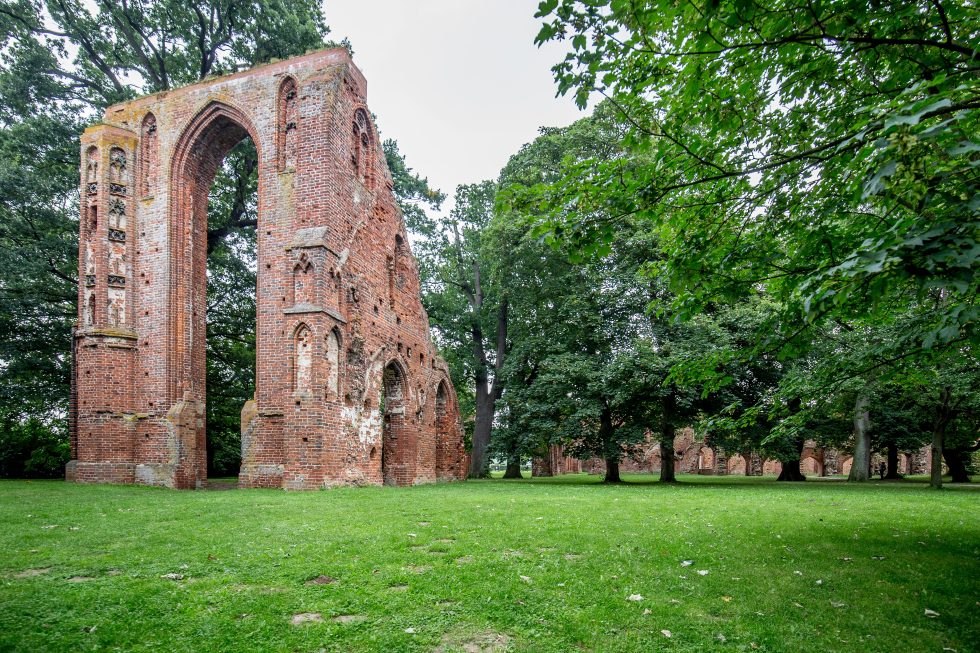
xmin=0 ymin=475 xmax=976 ymax=652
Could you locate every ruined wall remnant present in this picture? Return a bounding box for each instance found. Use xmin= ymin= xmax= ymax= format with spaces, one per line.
xmin=69 ymin=49 xmax=466 ymax=489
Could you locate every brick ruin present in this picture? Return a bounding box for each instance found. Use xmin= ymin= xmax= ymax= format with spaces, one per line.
xmin=68 ymin=49 xmax=467 ymax=489
xmin=536 ymin=432 xmax=933 ymax=478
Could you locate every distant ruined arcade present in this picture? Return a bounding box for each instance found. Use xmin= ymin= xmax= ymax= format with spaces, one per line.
xmin=68 ymin=49 xmax=466 ymax=489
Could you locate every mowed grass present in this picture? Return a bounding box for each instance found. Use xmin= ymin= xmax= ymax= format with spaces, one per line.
xmin=0 ymin=475 xmax=977 ymax=653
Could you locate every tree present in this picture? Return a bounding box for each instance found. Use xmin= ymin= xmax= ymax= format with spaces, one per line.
xmin=416 ymin=181 xmax=506 ymax=478
xmin=0 ymin=0 xmax=331 ymax=475
xmin=534 ymin=0 xmax=977 ymax=347
xmin=897 ymin=344 xmax=980 ymax=487
xmin=531 ymin=1 xmax=979 ymax=480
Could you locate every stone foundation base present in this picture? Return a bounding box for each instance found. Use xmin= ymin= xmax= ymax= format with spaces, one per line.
xmin=134 ymin=463 xmax=179 ymax=488
xmin=239 ymin=464 xmax=285 ymax=489
xmin=66 ymin=461 xmax=136 ymax=484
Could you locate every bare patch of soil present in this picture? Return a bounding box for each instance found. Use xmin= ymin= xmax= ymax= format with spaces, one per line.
xmin=13 ymin=568 xmax=51 ymax=578
xmin=434 ymin=629 xmax=512 ymax=653
xmin=331 ymin=615 xmax=368 ymax=624
xmin=290 ymin=612 xmax=323 ymax=625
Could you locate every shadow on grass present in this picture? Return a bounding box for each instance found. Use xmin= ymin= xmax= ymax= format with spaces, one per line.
xmin=480 ymin=472 xmax=976 ymax=491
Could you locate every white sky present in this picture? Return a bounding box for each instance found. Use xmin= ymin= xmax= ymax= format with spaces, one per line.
xmin=323 ymin=1 xmax=586 ymax=208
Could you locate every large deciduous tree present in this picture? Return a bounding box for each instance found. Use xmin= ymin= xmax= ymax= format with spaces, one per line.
xmin=417 ymin=181 xmax=506 ymax=478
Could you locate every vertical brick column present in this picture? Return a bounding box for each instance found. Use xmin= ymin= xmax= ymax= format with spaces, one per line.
xmin=714 ymin=447 xmax=729 ymax=476
xmin=68 ymin=126 xmax=139 ymax=484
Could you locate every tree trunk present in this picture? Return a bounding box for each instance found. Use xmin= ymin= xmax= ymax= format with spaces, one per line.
xmin=658 ymin=397 xmax=677 ymax=482
xmin=848 ymin=394 xmax=871 ymax=482
xmin=604 ymin=458 xmax=622 ymax=483
xmin=504 ymin=446 xmax=524 ymax=478
xmin=467 ymin=299 xmax=508 ymax=479
xmin=777 ymin=436 xmax=806 ymax=481
xmin=943 ymin=448 xmax=971 ymax=483
xmin=930 ymin=387 xmax=952 ymax=490
xmin=659 ymin=436 xmax=677 ymax=483
xmin=930 ymin=427 xmax=944 ymax=489
xmin=598 ymin=407 xmax=621 ymax=483
xmin=469 ymin=382 xmax=492 ymax=478
xmin=885 ymin=442 xmax=902 ymax=479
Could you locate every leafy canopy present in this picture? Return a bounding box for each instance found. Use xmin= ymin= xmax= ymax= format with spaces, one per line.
xmin=532 ymin=0 xmax=979 ymax=370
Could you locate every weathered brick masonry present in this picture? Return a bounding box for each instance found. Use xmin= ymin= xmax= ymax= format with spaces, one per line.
xmin=68 ymin=49 xmax=466 ymax=489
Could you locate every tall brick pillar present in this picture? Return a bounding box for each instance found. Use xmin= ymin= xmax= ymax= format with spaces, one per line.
xmin=714 ymin=447 xmax=729 ymax=476
xmin=68 ymin=126 xmax=139 ymax=484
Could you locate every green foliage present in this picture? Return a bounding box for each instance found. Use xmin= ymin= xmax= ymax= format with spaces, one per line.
xmin=0 ymin=414 xmax=69 ymax=478
xmin=205 ymin=140 xmax=258 ymax=476
xmin=532 ymin=0 xmax=978 ymax=370
xmin=494 ymin=108 xmax=730 ymax=472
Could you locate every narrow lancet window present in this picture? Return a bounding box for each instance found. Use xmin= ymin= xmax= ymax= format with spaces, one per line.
xmin=295 ymin=325 xmax=312 ymax=392
xmin=352 ymin=109 xmax=372 ymax=187
xmin=140 ymin=113 xmax=158 ymax=197
xmin=326 ymin=328 xmax=340 ymax=397
xmin=278 ymin=78 xmax=298 ymax=170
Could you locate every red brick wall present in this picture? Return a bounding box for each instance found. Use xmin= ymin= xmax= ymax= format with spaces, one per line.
xmin=70 ymin=49 xmax=465 ymax=489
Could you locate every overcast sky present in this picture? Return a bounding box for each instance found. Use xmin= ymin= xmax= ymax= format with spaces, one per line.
xmin=323 ymin=1 xmax=586 ymax=210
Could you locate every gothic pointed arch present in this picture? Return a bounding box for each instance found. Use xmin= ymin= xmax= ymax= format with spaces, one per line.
xmin=381 ymin=358 xmax=412 ymax=486
xmin=293 ymin=323 xmax=313 ymax=393
xmin=433 ymin=376 xmax=462 ymax=480
xmin=325 ymin=327 xmax=341 ymax=398
xmin=277 ymin=76 xmax=299 ymax=171
xmin=351 ymin=107 xmax=373 ymax=187
xmin=139 ymin=112 xmax=158 ymax=197
xmin=168 ymin=101 xmax=262 ymax=402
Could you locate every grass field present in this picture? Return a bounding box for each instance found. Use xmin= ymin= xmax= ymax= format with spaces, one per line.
xmin=1 ymin=475 xmax=977 ymax=652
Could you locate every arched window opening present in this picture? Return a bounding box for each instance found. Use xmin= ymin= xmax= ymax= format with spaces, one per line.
xmin=85 ymin=146 xmax=99 ymax=194
xmin=140 ymin=113 xmax=158 ymax=197
xmin=278 ymin=77 xmax=298 ymax=170
xmin=383 ymin=363 xmax=404 ymax=404
xmin=294 ymin=325 xmax=312 ymax=392
xmin=292 ymin=255 xmax=314 ymax=306
xmin=108 ymin=147 xmax=127 ymax=184
xmin=325 ymin=328 xmax=341 ymax=397
xmin=352 ymin=108 xmax=372 ymax=187
xmin=435 ymin=381 xmax=447 ymax=418
xmin=381 ymin=361 xmax=406 ymax=486
xmin=434 ymin=380 xmax=452 ymax=479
